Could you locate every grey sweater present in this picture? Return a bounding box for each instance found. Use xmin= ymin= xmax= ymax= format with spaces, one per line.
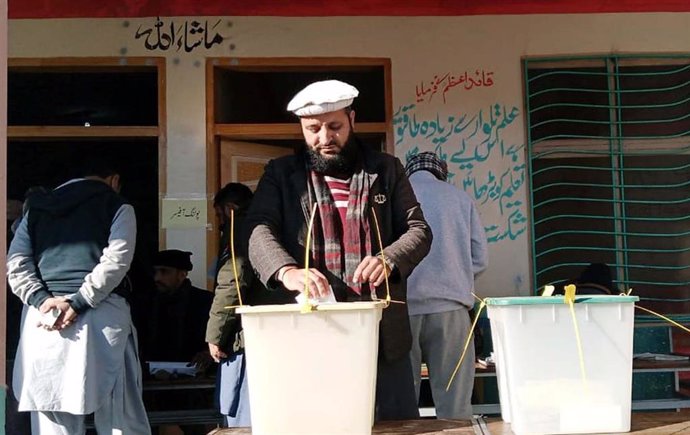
xmin=406 ymin=171 xmax=488 ymax=315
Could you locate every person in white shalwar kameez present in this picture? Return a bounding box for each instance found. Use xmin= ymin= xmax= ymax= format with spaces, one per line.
xmin=7 ymin=163 xmax=151 ymax=435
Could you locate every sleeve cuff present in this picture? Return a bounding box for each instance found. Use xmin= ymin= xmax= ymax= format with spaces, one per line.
xmin=69 ymin=292 xmax=91 ymax=313
xmin=27 ymin=289 xmax=51 ymax=310
xmin=378 ymin=252 xmax=401 ymax=282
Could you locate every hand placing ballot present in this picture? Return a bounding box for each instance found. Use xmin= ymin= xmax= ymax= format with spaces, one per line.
xmin=295 ymin=285 xmax=337 ymax=305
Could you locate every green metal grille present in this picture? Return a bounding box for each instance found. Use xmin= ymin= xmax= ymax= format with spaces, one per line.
xmin=525 ymin=54 xmax=690 ymax=315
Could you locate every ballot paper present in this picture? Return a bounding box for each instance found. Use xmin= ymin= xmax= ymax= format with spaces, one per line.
xmin=295 ymin=285 xmax=337 ymax=305
xmin=40 ymin=308 xmax=61 ymax=327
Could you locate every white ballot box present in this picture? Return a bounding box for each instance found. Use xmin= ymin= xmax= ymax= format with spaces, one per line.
xmin=486 ymin=295 xmax=638 ymax=435
xmin=238 ymin=301 xmax=385 ymax=435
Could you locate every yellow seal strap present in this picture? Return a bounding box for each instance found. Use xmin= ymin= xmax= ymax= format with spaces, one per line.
xmin=223 ymin=208 xmax=244 ymax=311
xmin=564 ymin=284 xmax=587 ymax=385
xmin=300 ymin=204 xmax=319 ymax=313
xmin=230 ymin=208 xmax=243 ymax=307
xmin=635 ymin=306 xmax=690 ymax=334
xmin=370 ymin=209 xmax=393 ymax=306
xmin=446 ymin=294 xmax=486 ymax=391
xmin=622 ymin=288 xmax=690 ymax=335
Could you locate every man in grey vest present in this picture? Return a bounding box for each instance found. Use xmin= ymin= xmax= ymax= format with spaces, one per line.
xmin=7 ymin=161 xmax=151 ymax=435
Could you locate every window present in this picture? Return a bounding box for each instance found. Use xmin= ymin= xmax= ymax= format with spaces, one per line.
xmin=525 ymin=55 xmax=690 ymax=315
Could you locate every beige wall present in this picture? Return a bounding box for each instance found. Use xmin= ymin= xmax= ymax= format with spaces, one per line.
xmin=8 ymin=13 xmax=690 ymax=295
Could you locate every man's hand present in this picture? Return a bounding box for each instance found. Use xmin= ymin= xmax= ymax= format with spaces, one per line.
xmin=208 ymin=342 xmax=227 ymax=363
xmin=353 ymin=256 xmax=392 ymax=288
xmin=190 ymin=350 xmax=215 ymax=373
xmin=38 ymin=297 xmax=77 ymax=331
xmin=280 ymin=267 xmax=330 ymax=298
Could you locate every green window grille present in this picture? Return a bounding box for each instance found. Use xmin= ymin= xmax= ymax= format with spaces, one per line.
xmin=525 ymin=54 xmax=690 ymax=318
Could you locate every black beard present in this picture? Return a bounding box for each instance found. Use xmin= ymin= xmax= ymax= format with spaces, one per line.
xmin=306 ymin=134 xmax=359 ymax=176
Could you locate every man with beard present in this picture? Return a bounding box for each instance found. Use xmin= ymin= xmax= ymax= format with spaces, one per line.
xmin=245 ymin=79 xmax=432 ymax=420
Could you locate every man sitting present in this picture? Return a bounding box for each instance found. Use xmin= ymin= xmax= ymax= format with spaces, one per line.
xmin=147 ymin=249 xmax=214 ymax=373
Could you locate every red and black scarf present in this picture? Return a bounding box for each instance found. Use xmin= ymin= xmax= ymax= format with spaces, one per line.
xmin=309 ymin=169 xmax=372 ymax=295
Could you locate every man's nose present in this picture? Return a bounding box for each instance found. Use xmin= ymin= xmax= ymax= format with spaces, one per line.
xmin=318 ymin=127 xmax=331 ymax=145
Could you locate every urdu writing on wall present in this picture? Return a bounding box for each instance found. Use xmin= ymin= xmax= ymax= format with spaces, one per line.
xmin=396 ymin=73 xmax=527 ymax=245
xmin=134 ymin=16 xmax=225 ymax=52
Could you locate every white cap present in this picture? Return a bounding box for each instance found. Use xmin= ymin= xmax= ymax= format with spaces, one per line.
xmin=287 ymin=80 xmax=359 ymax=117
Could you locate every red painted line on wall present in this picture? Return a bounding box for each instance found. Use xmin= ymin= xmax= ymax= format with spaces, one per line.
xmin=9 ymin=0 xmax=690 ymax=19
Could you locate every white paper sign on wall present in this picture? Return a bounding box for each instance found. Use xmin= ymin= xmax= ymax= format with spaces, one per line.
xmin=161 ymin=197 xmax=208 ymax=228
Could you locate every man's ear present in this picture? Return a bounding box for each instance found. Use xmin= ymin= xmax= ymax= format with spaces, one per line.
xmin=349 ymin=109 xmax=356 ymax=130
xmin=110 ymin=174 xmax=121 ymax=193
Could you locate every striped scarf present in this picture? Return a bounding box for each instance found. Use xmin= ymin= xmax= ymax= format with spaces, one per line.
xmin=310 ymin=169 xmax=372 ymax=295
